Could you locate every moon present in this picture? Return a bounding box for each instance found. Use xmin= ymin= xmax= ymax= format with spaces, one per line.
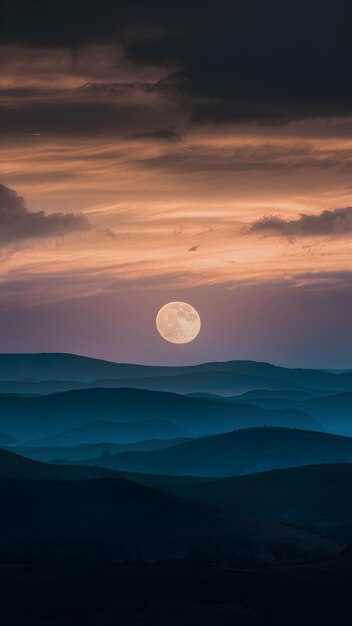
xmin=156 ymin=301 xmax=201 ymax=344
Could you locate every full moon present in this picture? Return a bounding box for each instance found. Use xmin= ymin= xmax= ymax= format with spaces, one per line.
xmin=156 ymin=301 xmax=201 ymax=344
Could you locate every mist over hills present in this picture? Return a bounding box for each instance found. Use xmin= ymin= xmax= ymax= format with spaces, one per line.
xmin=23 ymin=419 xmax=190 ymax=447
xmin=0 ymin=373 xmax=309 ymax=396
xmin=229 ymin=391 xmax=352 ymax=437
xmin=187 ymin=389 xmax=352 ymax=436
xmin=0 ymin=387 xmax=320 ymax=442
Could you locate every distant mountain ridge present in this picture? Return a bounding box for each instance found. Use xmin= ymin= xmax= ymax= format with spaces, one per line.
xmin=1 ymin=353 xmax=351 ymax=396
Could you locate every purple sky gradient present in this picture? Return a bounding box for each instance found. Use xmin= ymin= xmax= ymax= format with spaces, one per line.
xmin=1 ymin=2 xmax=351 ymax=368
xmin=1 ymin=282 xmax=351 ymax=369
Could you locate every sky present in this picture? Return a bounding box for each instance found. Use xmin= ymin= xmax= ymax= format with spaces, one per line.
xmin=0 ymin=0 xmax=351 ymax=367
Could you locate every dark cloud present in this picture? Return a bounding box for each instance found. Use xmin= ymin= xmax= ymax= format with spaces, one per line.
xmin=1 ymin=1 xmax=351 ymax=125
xmin=0 ymin=183 xmax=91 ymax=244
xmin=0 ymin=100 xmax=179 ymax=138
xmin=246 ymin=207 xmax=352 ymax=239
xmin=77 ymin=81 xmax=177 ymax=98
xmin=189 ymin=97 xmax=352 ymax=126
xmin=125 ymin=2 xmax=352 ymax=124
xmin=188 ymin=244 xmax=200 ymax=252
xmin=127 ymin=127 xmax=183 ymax=142
xmin=78 ymin=82 xmax=150 ymax=97
xmin=0 ymin=1 xmax=211 ymax=47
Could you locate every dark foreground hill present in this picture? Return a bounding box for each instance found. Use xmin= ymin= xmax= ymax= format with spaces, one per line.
xmin=86 ymin=427 xmax=352 ymax=477
xmin=0 ymin=447 xmax=209 ymax=493
xmin=0 ymin=387 xmax=320 ymax=441
xmin=0 ymin=443 xmax=212 ymax=492
xmin=0 ymin=475 xmax=337 ymax=563
xmin=149 ymin=463 xmax=352 ymax=538
xmin=1 ymin=563 xmax=352 ymax=626
xmin=0 ymin=447 xmax=127 ymax=480
xmin=10 ymin=447 xmax=352 ymax=542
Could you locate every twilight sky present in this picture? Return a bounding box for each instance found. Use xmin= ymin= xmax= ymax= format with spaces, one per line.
xmin=0 ymin=1 xmax=351 ymax=367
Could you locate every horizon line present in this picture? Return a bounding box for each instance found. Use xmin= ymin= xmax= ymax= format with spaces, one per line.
xmin=0 ymin=351 xmax=351 ymax=372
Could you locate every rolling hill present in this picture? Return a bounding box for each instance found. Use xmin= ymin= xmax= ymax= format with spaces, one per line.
xmin=0 ymin=387 xmax=321 ymax=441
xmin=156 ymin=464 xmax=352 ymax=538
xmin=23 ymin=419 xmax=190 ymax=446
xmin=83 ymin=427 xmax=352 ymax=477
xmin=0 ymin=447 xmax=127 ymax=480
xmin=0 ymin=475 xmax=338 ymax=562
xmin=0 ymin=373 xmax=306 ymax=396
xmin=11 ymin=437 xmax=192 ymax=463
xmin=0 ymin=432 xmax=17 ymax=446
xmin=230 ymin=391 xmax=352 ymax=437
